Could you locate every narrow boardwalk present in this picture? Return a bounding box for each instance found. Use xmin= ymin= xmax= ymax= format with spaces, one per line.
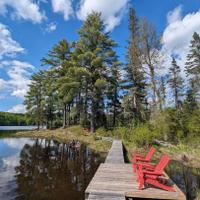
xmin=85 ymin=140 xmax=186 ymax=200
xmin=105 ymin=140 xmax=124 ymax=164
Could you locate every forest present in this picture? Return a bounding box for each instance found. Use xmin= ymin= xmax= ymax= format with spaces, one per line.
xmin=24 ymin=8 xmax=200 ymax=146
xmin=0 ymin=112 xmax=29 ymax=126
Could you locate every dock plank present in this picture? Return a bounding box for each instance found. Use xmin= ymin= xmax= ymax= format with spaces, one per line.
xmin=105 ymin=140 xmax=124 ymax=164
xmin=87 ymin=194 xmax=125 ymax=200
xmin=85 ymin=140 xmax=186 ymax=200
xmin=86 ymin=163 xmax=185 ymax=200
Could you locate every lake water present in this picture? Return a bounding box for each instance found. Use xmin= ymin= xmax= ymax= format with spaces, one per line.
xmin=0 ymin=126 xmax=46 ymax=131
xmin=0 ymin=137 xmax=102 ymax=200
xmin=166 ymin=161 xmax=200 ymax=200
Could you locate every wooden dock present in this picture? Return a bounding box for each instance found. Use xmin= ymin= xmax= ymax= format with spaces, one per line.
xmin=85 ymin=140 xmax=186 ymax=200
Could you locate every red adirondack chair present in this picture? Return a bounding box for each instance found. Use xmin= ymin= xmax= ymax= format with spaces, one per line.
xmin=132 ymin=147 xmax=155 ymax=172
xmin=137 ymin=155 xmax=175 ymax=192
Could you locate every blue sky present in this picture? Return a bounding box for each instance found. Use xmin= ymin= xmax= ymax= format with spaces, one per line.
xmin=0 ymin=0 xmax=200 ymax=113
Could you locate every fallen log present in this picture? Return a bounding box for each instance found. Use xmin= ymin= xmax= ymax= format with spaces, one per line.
xmin=152 ymin=139 xmax=172 ymax=147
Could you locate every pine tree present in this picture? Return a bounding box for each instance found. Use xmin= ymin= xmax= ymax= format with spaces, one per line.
xmin=125 ymin=8 xmax=146 ymax=122
xmin=42 ymin=39 xmax=73 ymax=128
xmin=43 ymin=70 xmax=57 ymax=129
xmin=107 ymin=52 xmax=121 ymax=127
xmin=185 ymin=32 xmax=200 ymax=98
xmin=74 ymin=12 xmax=116 ymax=132
xmin=24 ymin=71 xmax=45 ymax=130
xmin=168 ymin=57 xmax=183 ymax=108
xmin=184 ymin=79 xmax=198 ymax=112
xmin=41 ymin=39 xmax=70 ymax=68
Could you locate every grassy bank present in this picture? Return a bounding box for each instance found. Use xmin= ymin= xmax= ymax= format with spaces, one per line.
xmin=16 ymin=126 xmax=112 ymax=156
xmin=15 ymin=125 xmax=200 ymax=168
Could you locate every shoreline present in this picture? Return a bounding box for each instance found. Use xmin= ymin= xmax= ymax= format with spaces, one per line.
xmin=14 ymin=126 xmax=200 ymax=169
xmin=15 ymin=126 xmax=112 ymax=157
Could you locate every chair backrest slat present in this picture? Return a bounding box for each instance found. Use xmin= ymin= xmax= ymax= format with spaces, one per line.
xmin=145 ymin=147 xmax=155 ymax=160
xmin=154 ymin=155 xmax=170 ymax=173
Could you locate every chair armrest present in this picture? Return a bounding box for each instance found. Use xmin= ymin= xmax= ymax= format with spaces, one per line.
xmin=142 ymin=170 xmax=163 ymax=176
xmin=135 ymin=158 xmax=150 ymax=162
xmin=134 ymin=155 xmax=145 ymax=159
xmin=137 ymin=163 xmax=155 ymax=168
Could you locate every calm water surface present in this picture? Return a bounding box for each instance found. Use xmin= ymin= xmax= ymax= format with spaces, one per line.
xmin=167 ymin=161 xmax=200 ymax=200
xmin=0 ymin=126 xmax=46 ymax=131
xmin=0 ymin=137 xmax=102 ymax=200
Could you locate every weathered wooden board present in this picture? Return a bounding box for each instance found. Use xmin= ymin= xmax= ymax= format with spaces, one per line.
xmin=105 ymin=140 xmax=124 ymax=164
xmin=87 ymin=194 xmax=125 ymax=200
xmin=85 ymin=140 xmax=186 ymax=200
xmin=86 ymin=163 xmax=186 ymax=200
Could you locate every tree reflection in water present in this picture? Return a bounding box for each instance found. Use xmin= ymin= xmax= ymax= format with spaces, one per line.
xmin=167 ymin=161 xmax=200 ymax=200
xmin=15 ymin=139 xmax=102 ymax=200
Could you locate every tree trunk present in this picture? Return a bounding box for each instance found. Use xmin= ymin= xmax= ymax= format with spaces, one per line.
xmin=113 ymin=87 xmax=117 ymax=127
xmin=90 ymin=99 xmax=96 ymax=133
xmin=68 ymin=103 xmax=71 ymax=126
xmin=37 ymin=120 xmax=40 ymax=131
xmin=150 ymin=66 xmax=157 ymax=109
xmin=77 ymin=92 xmax=81 ymax=124
xmin=84 ymin=87 xmax=88 ymax=124
xmin=175 ymin=87 xmax=178 ymax=108
xmin=62 ymin=103 xmax=66 ymax=128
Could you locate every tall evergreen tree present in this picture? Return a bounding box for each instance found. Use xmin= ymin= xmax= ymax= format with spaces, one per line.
xmin=24 ymin=71 xmax=45 ymax=130
xmin=107 ymin=52 xmax=121 ymax=127
xmin=42 ymin=39 xmax=72 ymax=128
xmin=169 ymin=57 xmax=183 ymax=108
xmin=125 ymin=8 xmax=146 ymax=122
xmin=74 ymin=12 xmax=116 ymax=132
xmin=184 ymin=79 xmax=198 ymax=112
xmin=43 ymin=70 xmax=57 ymax=129
xmin=185 ymin=32 xmax=200 ymax=99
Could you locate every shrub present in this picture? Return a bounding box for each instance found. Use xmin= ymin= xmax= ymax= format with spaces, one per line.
xmin=131 ymin=123 xmax=160 ymax=147
xmin=96 ymin=127 xmax=112 ymax=137
xmin=150 ymin=110 xmax=170 ymax=141
xmin=186 ymin=110 xmax=200 ymax=136
xmin=113 ymin=126 xmax=130 ymax=140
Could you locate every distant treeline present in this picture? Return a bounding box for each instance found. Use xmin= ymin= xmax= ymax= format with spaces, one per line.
xmin=0 ymin=112 xmax=33 ymax=126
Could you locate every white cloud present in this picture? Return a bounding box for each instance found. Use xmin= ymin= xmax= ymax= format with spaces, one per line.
xmin=8 ymin=104 xmax=26 ymax=113
xmin=45 ymin=22 xmax=57 ymax=33
xmin=51 ymin=0 xmax=73 ymax=20
xmin=76 ymin=0 xmax=129 ymax=32
xmin=3 ymin=138 xmax=34 ymax=149
xmin=0 ymin=78 xmax=6 ymax=90
xmin=167 ymin=5 xmax=182 ymax=24
xmin=162 ymin=6 xmax=200 ymax=77
xmin=0 ymin=0 xmax=45 ymax=23
xmin=0 ymin=23 xmax=24 ymax=59
xmin=1 ymin=60 xmax=35 ymax=99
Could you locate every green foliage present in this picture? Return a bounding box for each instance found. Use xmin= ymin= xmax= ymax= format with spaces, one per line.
xmin=131 ymin=123 xmax=159 ymax=147
xmin=24 ymin=71 xmax=46 ymax=129
xmin=186 ymin=110 xmax=200 ymax=136
xmin=113 ymin=126 xmax=129 ymax=139
xmin=185 ymin=32 xmax=200 ymax=99
xmin=74 ymin=12 xmax=117 ymax=132
xmin=150 ymin=111 xmax=170 ymax=140
xmin=124 ymin=7 xmax=147 ymax=122
xmin=94 ymin=78 xmax=106 ymax=89
xmin=0 ymin=112 xmax=31 ymax=126
xmin=168 ymin=57 xmax=183 ymax=108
